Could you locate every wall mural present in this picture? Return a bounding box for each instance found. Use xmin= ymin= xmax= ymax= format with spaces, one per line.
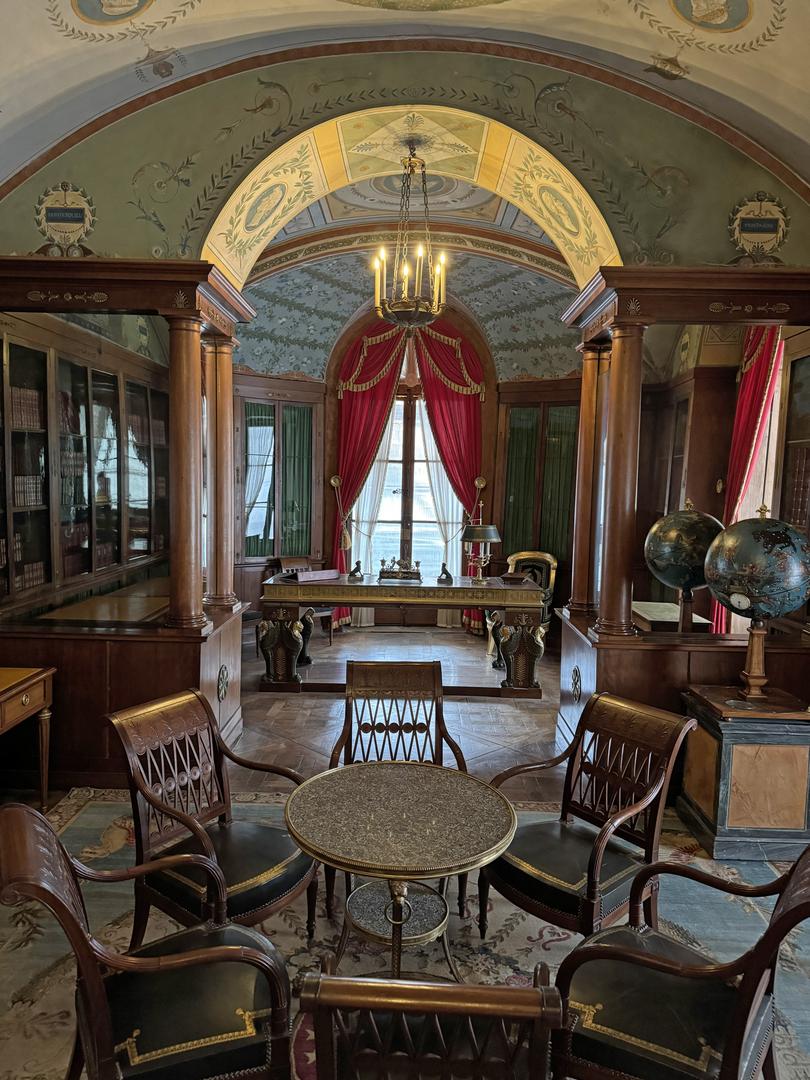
xmin=238 ymin=252 xmax=578 ymax=382
xmin=203 ymin=105 xmax=620 ymax=288
xmin=337 ymin=1 xmax=510 ymax=8
xmin=2 ymin=49 xmax=807 ymax=274
xmin=47 ymin=0 xmax=202 ymax=38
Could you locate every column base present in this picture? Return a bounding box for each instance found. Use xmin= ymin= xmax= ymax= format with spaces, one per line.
xmin=591 ymin=618 xmax=638 ymax=638
xmin=566 ymin=601 xmax=598 ymax=616
xmin=203 ymin=593 xmax=240 ymax=611
xmin=165 ymin=613 xmax=210 ymax=630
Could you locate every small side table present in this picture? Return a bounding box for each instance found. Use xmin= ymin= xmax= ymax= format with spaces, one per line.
xmin=680 ymin=684 xmax=810 ymax=860
xmin=0 ymin=667 xmax=55 ymax=811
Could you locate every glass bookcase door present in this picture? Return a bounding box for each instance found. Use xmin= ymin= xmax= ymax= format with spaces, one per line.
xmin=243 ymin=402 xmax=275 ymax=557
xmin=281 ymin=404 xmax=312 ymax=556
xmin=58 ymin=359 xmax=92 ymax=579
xmin=125 ymin=382 xmax=152 ymax=559
xmin=9 ymin=342 xmax=51 ymax=593
xmin=0 ymin=366 xmax=6 ymax=600
xmin=150 ymin=389 xmax=169 ymax=555
xmin=92 ymin=371 xmax=121 ymax=569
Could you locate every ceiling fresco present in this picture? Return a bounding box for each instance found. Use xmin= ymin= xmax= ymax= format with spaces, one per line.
xmin=237 ymin=251 xmax=579 ymax=382
xmin=2 ymin=1 xmax=807 ymax=193
xmin=1 ymin=49 xmax=806 ymax=282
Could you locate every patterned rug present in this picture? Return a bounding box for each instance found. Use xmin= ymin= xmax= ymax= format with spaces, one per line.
xmin=1 ymin=788 xmax=809 ymax=1079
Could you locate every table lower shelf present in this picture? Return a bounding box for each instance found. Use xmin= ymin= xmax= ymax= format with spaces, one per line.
xmin=346 ymin=880 xmax=448 ymax=947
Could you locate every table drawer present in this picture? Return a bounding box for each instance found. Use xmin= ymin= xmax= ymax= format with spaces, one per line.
xmin=0 ymin=679 xmax=46 ymax=731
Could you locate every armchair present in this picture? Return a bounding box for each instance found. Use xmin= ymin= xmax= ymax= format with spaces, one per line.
xmin=301 ymin=954 xmax=564 ymax=1079
xmin=109 ymin=688 xmax=318 ymax=949
xmin=0 ymin=803 xmax=291 ymax=1080
xmin=478 ymin=692 xmax=695 ymax=938
xmin=490 ymin=551 xmax=557 ymax=670
xmin=551 ymin=850 xmax=810 ymax=1079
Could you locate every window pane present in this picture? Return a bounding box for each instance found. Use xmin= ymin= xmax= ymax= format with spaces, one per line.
xmin=125 ymin=382 xmax=151 ymax=559
xmin=244 ymin=401 xmax=275 ymax=558
xmin=412 ymin=461 xmax=435 ymax=522
xmin=281 ymin=404 xmax=312 ymax=555
xmin=412 ymin=522 xmax=447 ymax=579
xmin=388 ymin=399 xmax=405 ymax=460
xmin=58 ymin=359 xmax=92 ymax=578
xmin=503 ymin=407 xmax=540 ymax=554
xmin=377 ymin=461 xmax=403 ymax=520
xmin=92 ymin=371 xmax=120 ymax=568
xmin=370 ymin=520 xmax=402 ymax=571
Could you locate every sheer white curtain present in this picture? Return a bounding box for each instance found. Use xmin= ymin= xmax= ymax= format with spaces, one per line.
xmin=351 ymin=412 xmax=395 ymax=627
xmin=417 ymin=400 xmax=463 ymax=628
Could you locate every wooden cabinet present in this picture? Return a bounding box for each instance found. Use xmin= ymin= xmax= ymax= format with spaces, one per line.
xmin=0 ymin=314 xmax=169 ymax=617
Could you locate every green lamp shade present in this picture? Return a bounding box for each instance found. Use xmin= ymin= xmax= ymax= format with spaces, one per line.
xmin=461 ymin=524 xmax=501 ymax=544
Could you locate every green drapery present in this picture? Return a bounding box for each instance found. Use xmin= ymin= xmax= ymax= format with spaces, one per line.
xmin=243 ymin=401 xmax=275 ymax=558
xmin=281 ymin=404 xmax=312 ymax=556
xmin=502 ymin=407 xmax=540 ymax=555
xmin=538 ymin=405 xmax=578 ymax=559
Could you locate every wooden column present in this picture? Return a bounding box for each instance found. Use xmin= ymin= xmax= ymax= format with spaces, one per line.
xmin=206 ymin=337 xmax=238 ymax=608
xmin=593 ymin=323 xmax=645 ymax=637
xmin=166 ymin=315 xmax=207 ymax=629
xmin=202 ymin=337 xmax=218 ymax=603
xmin=567 ymin=343 xmax=601 ymax=613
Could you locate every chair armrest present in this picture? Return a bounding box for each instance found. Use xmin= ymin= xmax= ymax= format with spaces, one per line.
xmin=555 ymin=938 xmax=748 ymax=1003
xmin=215 ymin=732 xmax=305 ymax=786
xmin=629 ymin=860 xmax=789 ymax=927
xmin=441 ymin=730 xmax=468 ymax=773
xmin=586 ymin=771 xmax=666 ymax=902
xmin=490 ymin=740 xmax=576 ymax=789
xmin=92 ymin=941 xmax=290 ymax=1035
xmin=71 ymin=851 xmax=228 ymax=924
xmin=130 ymin=775 xmax=217 ymax=862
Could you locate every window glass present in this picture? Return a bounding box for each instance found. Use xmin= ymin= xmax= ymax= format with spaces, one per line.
xmin=244 ymin=402 xmax=275 ymax=557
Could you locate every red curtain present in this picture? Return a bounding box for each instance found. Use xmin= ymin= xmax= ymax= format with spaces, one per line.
xmin=415 ymin=320 xmax=486 ymax=633
xmin=331 ymin=327 xmax=405 ymax=626
xmin=711 ymin=326 xmax=784 ymax=633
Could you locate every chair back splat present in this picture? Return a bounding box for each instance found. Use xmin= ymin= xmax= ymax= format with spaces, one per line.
xmin=330 ymin=661 xmax=466 ymax=770
xmin=562 ymin=692 xmax=693 ymax=858
xmin=111 ymin=689 xmax=231 ymax=862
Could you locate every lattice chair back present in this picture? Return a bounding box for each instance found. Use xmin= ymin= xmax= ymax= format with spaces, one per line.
xmin=110 ymin=689 xmax=231 ymax=862
xmin=506 ymin=551 xmax=557 ymax=628
xmin=330 ymin=661 xmax=466 ymax=770
xmin=561 ymin=693 xmax=694 ymax=858
xmin=0 ymin=804 xmax=115 ymax=1076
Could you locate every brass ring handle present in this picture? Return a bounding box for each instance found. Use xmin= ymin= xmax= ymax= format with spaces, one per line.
xmin=384 ymin=898 xmax=414 ymax=927
xmin=21 ymin=693 xmax=30 ymax=707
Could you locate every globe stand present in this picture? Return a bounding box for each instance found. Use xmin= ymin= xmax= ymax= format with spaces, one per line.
xmin=678 ymin=588 xmax=694 ymax=633
xmin=740 ymin=618 xmax=768 ymax=700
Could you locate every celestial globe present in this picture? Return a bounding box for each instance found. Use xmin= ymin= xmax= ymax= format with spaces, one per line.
xmin=644 ymin=502 xmax=724 ymax=595
xmin=704 ymin=514 xmax=810 ymax=620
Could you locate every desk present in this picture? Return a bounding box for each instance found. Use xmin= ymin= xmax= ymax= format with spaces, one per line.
xmin=0 ymin=667 xmax=55 ymax=809
xmin=285 ymin=761 xmax=516 ymax=979
xmin=261 ymin=574 xmax=545 ymax=694
xmin=632 ymin=602 xmax=710 ymax=633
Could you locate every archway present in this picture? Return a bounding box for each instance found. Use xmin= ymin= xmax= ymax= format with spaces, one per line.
xmin=202 ymin=105 xmax=621 ymax=290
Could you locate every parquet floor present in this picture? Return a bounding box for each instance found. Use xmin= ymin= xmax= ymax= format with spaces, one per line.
xmin=232 ymin=623 xmax=567 ymax=803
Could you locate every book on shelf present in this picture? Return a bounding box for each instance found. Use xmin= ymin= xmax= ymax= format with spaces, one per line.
xmin=15 ymin=561 xmax=46 ymax=591
xmin=13 ymin=475 xmax=44 ymax=507
xmin=11 ymin=386 xmax=45 ymax=429
xmin=0 ymin=537 xmax=6 ymax=569
xmin=155 ymin=476 xmax=168 ymax=498
xmin=128 ymin=412 xmax=151 ymax=444
xmin=152 ymin=418 xmax=167 ymax=446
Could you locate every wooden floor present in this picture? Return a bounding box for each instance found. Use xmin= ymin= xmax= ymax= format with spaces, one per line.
xmin=233 ymin=623 xmax=566 ymax=803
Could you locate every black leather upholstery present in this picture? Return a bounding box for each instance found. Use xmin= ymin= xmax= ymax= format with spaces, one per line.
xmin=565 ymin=925 xmax=774 ymax=1080
xmin=493 ymin=820 xmax=644 ymax=918
xmin=103 ymin=923 xmax=283 ymax=1078
xmin=145 ymin=820 xmax=314 ymax=919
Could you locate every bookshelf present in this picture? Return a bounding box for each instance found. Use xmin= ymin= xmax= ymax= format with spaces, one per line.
xmin=1 ymin=323 xmax=169 ymax=612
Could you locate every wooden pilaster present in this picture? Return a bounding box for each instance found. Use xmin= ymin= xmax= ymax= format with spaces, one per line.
xmin=567 ymin=342 xmax=602 ymax=613
xmin=206 ymin=337 xmax=238 ymax=608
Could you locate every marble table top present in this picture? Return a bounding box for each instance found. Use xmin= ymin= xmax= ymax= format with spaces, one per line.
xmin=284 ymin=761 xmax=517 ymax=880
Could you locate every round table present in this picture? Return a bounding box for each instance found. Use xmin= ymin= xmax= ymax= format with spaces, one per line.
xmin=284 ymin=760 xmax=517 ymax=979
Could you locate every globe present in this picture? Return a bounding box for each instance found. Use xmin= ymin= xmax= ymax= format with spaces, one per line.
xmin=644 ymin=506 xmax=724 ymax=594
xmin=704 ymin=515 xmax=810 ymax=620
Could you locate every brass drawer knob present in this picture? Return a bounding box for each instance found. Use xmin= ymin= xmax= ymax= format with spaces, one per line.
xmin=21 ymin=693 xmax=30 ymax=707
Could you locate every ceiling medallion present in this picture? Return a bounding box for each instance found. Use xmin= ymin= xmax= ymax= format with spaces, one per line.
xmin=373 ymin=141 xmax=447 ymax=329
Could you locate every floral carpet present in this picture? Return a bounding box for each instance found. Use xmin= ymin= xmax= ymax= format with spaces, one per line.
xmin=1 ymin=789 xmax=809 ymax=1079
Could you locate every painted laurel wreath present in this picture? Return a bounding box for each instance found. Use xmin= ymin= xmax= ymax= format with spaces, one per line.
xmin=45 ymin=0 xmax=203 ymax=44
xmin=628 ymin=0 xmax=787 ymax=55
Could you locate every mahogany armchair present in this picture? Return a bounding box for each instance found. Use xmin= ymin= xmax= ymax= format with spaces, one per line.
xmin=301 ymin=954 xmax=564 ymax=1079
xmin=0 ymin=803 xmax=291 ymax=1080
xmin=324 ymin=660 xmax=468 ymax=919
xmin=109 ymin=688 xmax=318 ymax=949
xmin=478 ymin=692 xmax=695 ymax=939
xmin=551 ymin=848 xmax=810 ymax=1080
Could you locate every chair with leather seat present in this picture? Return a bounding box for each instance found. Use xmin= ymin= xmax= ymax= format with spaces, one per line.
xmin=552 ymin=847 xmax=810 ymax=1080
xmin=478 ymin=692 xmax=695 ymax=939
xmin=0 ymin=802 xmax=292 ymax=1080
xmin=324 ymin=660 xmax=468 ymax=920
xmin=109 ymin=688 xmax=318 ymax=949
xmin=301 ymin=954 xmax=563 ymax=1079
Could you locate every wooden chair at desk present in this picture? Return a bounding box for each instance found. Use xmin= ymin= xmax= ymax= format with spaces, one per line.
xmin=276 ymin=557 xmax=334 ymax=645
xmin=478 ymin=692 xmax=695 ymax=940
xmin=301 ymin=954 xmax=563 ymax=1080
xmin=324 ymin=660 xmax=468 ymax=920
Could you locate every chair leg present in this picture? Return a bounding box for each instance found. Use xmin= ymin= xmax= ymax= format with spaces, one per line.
xmin=65 ymin=1029 xmax=84 ymax=1080
xmin=643 ymin=887 xmax=659 ymax=930
xmin=306 ymin=875 xmax=318 ymax=941
xmin=763 ymin=1043 xmax=780 ymax=1080
xmin=477 ymin=870 xmax=490 ymax=939
xmin=325 ymin=865 xmax=337 ymax=919
xmin=457 ymin=872 xmax=468 ymax=918
xmin=128 ymin=889 xmax=150 ymax=951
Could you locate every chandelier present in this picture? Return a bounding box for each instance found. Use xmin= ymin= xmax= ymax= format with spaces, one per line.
xmin=373 ymin=141 xmax=446 ymax=329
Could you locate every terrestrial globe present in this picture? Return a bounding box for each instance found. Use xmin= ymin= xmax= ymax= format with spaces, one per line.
xmin=644 ymin=504 xmax=724 ymax=595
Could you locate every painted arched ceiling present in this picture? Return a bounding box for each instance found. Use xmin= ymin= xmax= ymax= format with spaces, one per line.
xmin=238 ymin=251 xmax=579 ymax=381
xmin=3 ymin=2 xmax=808 ymax=190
